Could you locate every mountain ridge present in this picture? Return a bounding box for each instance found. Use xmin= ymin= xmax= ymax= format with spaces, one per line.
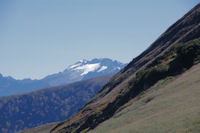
xmin=0 ymin=58 xmax=126 ymax=96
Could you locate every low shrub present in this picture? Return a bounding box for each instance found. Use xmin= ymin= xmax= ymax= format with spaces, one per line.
xmin=176 ymin=38 xmax=200 ymax=68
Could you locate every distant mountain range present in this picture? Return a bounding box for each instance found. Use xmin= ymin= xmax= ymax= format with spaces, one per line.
xmin=0 ymin=58 xmax=126 ymax=96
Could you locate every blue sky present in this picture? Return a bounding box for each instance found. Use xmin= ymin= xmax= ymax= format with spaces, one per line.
xmin=0 ymin=0 xmax=199 ymax=79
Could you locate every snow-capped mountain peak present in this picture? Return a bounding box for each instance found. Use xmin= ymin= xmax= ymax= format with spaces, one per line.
xmin=44 ymin=58 xmax=126 ymax=86
xmin=74 ymin=63 xmax=100 ymax=76
xmin=67 ymin=58 xmax=126 ymax=76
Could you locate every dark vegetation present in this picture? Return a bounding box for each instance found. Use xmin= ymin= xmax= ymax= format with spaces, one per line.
xmin=128 ymin=38 xmax=200 ymax=98
xmin=0 ymin=75 xmax=112 ymax=133
xmin=176 ymin=38 xmax=200 ymax=68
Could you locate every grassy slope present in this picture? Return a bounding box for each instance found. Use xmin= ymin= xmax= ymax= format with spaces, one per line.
xmin=90 ymin=63 xmax=200 ymax=133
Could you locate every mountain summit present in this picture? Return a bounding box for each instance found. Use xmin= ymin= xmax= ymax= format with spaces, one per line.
xmin=43 ymin=58 xmax=126 ymax=86
xmin=0 ymin=58 xmax=126 ymax=96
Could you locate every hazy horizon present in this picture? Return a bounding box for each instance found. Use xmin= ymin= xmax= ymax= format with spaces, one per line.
xmin=0 ymin=0 xmax=199 ymax=79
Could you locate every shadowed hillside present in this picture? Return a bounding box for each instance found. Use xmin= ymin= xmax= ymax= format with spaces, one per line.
xmin=0 ymin=75 xmax=112 ymax=133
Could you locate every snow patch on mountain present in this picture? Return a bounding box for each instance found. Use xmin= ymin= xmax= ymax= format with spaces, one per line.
xmin=69 ymin=63 xmax=81 ymax=69
xmin=75 ymin=63 xmax=100 ymax=76
xmin=98 ymin=66 xmax=108 ymax=72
